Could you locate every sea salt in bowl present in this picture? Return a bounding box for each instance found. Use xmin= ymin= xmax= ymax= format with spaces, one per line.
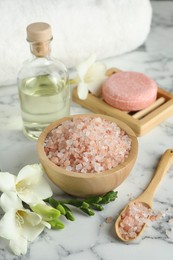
xmin=37 ymin=114 xmax=138 ymax=197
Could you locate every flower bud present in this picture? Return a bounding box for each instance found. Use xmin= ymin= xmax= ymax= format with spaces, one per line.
xmin=30 ymin=203 xmax=61 ymax=221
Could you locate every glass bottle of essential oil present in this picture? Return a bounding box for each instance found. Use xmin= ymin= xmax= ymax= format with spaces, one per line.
xmin=17 ymin=22 xmax=70 ymax=140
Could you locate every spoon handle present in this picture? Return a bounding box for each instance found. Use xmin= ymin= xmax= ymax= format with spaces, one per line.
xmin=136 ymin=149 xmax=173 ymax=206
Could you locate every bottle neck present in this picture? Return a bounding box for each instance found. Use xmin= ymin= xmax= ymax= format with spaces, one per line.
xmin=29 ymin=38 xmax=52 ymax=57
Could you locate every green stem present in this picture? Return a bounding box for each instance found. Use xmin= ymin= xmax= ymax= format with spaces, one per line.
xmin=45 ymin=191 xmax=118 ymax=218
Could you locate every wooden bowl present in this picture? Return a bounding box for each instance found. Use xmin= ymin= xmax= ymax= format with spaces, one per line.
xmin=37 ymin=114 xmax=138 ymax=197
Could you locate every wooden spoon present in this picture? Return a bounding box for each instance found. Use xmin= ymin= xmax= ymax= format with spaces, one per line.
xmin=115 ymin=149 xmax=173 ymax=242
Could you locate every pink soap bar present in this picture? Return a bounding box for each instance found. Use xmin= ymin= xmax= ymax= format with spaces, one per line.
xmin=102 ymin=71 xmax=158 ymax=111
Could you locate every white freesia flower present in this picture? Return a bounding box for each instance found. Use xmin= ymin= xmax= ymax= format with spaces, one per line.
xmin=76 ymin=54 xmax=107 ymax=100
xmin=0 ymin=164 xmax=52 ymax=205
xmin=0 ymin=192 xmax=50 ymax=256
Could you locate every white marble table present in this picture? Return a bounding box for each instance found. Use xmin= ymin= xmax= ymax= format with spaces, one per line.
xmin=0 ymin=1 xmax=173 ymax=259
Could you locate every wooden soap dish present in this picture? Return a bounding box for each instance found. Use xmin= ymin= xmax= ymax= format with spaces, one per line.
xmin=72 ymin=68 xmax=173 ymax=136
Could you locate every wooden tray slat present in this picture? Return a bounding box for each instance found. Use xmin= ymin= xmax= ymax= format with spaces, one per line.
xmin=132 ymin=97 xmax=166 ymax=119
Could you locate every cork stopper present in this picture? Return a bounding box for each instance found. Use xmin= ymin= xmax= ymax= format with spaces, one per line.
xmin=26 ymin=22 xmax=52 ymax=43
xmin=26 ymin=22 xmax=52 ymax=57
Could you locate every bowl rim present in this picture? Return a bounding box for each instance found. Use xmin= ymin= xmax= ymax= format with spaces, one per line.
xmin=37 ymin=113 xmax=138 ymax=178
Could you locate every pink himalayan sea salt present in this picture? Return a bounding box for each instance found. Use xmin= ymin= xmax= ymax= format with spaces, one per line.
xmin=44 ymin=117 xmax=132 ymax=173
xmin=118 ymin=202 xmax=161 ymax=240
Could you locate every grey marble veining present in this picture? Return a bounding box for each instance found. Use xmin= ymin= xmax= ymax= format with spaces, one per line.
xmin=0 ymin=1 xmax=173 ymax=260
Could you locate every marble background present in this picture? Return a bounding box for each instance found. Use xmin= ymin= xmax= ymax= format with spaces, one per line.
xmin=0 ymin=1 xmax=173 ymax=260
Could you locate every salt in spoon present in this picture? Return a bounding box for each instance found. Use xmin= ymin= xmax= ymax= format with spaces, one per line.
xmin=115 ymin=149 xmax=173 ymax=242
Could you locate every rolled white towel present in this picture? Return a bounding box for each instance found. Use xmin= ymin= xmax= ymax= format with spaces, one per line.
xmin=0 ymin=0 xmax=152 ymax=85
